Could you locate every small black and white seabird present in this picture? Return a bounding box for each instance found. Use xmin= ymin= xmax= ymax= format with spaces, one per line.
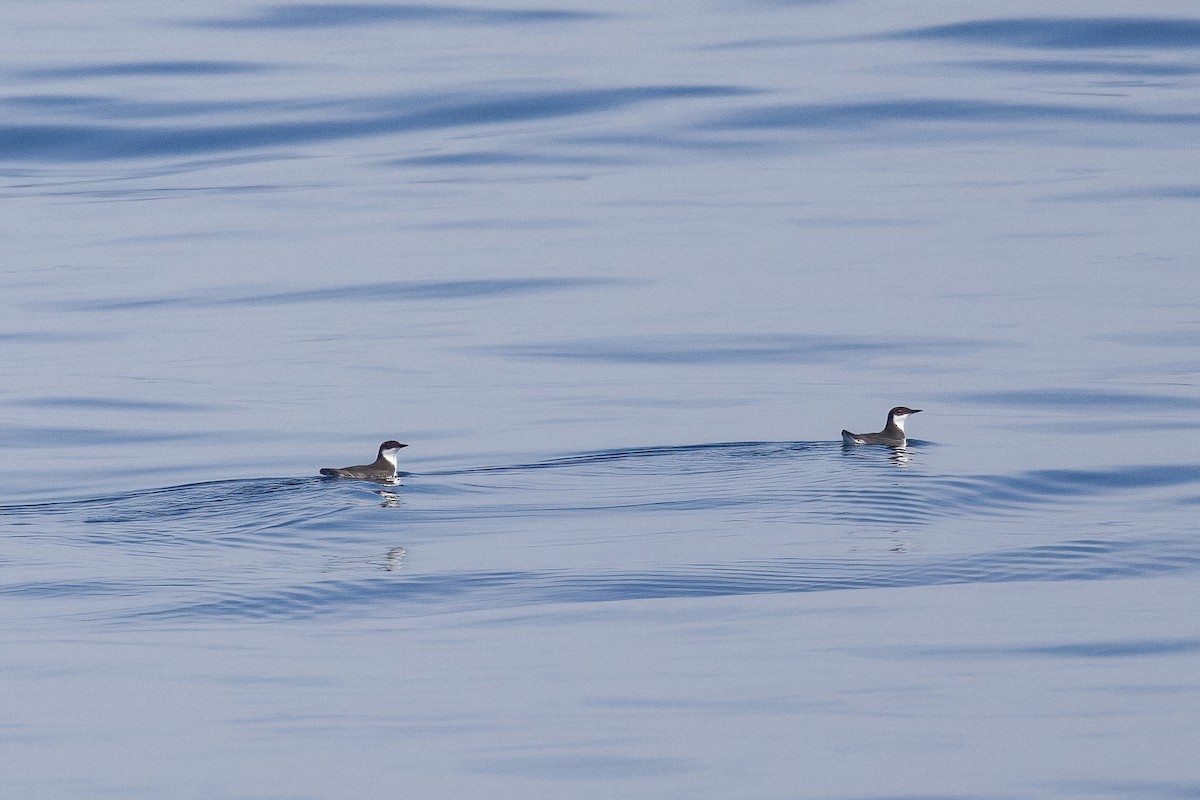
xmin=841 ymin=407 xmax=921 ymax=447
xmin=320 ymin=440 xmax=408 ymax=482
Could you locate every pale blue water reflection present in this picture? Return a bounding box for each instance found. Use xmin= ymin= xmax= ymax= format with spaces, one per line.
xmin=3 ymin=1 xmax=1200 ymax=797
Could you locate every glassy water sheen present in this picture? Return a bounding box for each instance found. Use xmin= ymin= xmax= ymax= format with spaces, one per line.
xmin=3 ymin=2 xmax=1199 ymax=798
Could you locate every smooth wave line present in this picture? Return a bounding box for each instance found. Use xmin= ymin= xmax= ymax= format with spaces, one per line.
xmin=134 ymin=536 xmax=1200 ymax=621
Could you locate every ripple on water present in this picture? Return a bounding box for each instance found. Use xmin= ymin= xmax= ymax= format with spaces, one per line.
xmin=135 ymin=535 xmax=1200 ymax=622
xmin=4 ymin=443 xmax=1200 ymax=623
xmin=187 ymin=4 xmax=606 ymax=30
xmin=1 ymin=477 xmax=366 ymax=550
xmin=883 ymin=17 xmax=1200 ymax=50
xmin=0 ymin=85 xmax=745 ymax=163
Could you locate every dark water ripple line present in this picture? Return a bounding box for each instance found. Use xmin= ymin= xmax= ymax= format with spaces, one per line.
xmin=0 ymin=94 xmax=335 ymax=122
xmin=429 ymin=440 xmax=822 ymax=475
xmin=1051 ymin=780 xmax=1200 ymax=800
xmin=190 ymin=3 xmax=605 ymax=30
xmin=0 ymin=330 xmax=95 ymax=343
xmin=480 ymin=332 xmax=984 ymax=366
xmin=134 ymin=536 xmax=1200 ymax=622
xmin=0 ymin=426 xmax=205 ymax=447
xmin=706 ymin=98 xmax=1200 ymax=133
xmin=374 ymin=494 xmax=938 ymax=528
xmin=15 ymin=395 xmax=223 ymax=412
xmin=0 ymin=579 xmax=138 ymax=599
xmin=898 ymin=638 xmax=1200 ymax=660
xmin=952 ymin=388 xmax=1200 ymax=412
xmin=953 ymin=59 xmax=1200 ymax=77
xmin=884 ymin=17 xmax=1200 ymax=50
xmin=388 ymin=149 xmax=628 ymax=168
xmin=17 ymin=61 xmax=269 ymax=80
xmin=1047 ymin=184 xmax=1200 ymax=202
xmin=0 ymin=85 xmax=745 ymax=163
xmin=61 ymin=276 xmax=618 ymax=312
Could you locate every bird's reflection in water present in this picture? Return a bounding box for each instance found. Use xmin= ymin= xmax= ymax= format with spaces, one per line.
xmin=840 ymin=443 xmax=915 ymax=466
xmin=376 ymin=489 xmax=400 ymax=507
xmin=382 ymin=546 xmax=406 ymax=572
xmin=324 ymin=546 xmax=407 ymax=573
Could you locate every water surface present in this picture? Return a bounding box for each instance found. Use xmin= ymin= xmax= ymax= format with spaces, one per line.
xmin=3 ymin=1 xmax=1200 ymax=797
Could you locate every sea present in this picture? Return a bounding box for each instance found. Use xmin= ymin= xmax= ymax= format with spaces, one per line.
xmin=3 ymin=1 xmax=1200 ymax=797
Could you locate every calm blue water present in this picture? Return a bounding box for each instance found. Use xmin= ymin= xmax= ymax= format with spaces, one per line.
xmin=4 ymin=2 xmax=1200 ymax=797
